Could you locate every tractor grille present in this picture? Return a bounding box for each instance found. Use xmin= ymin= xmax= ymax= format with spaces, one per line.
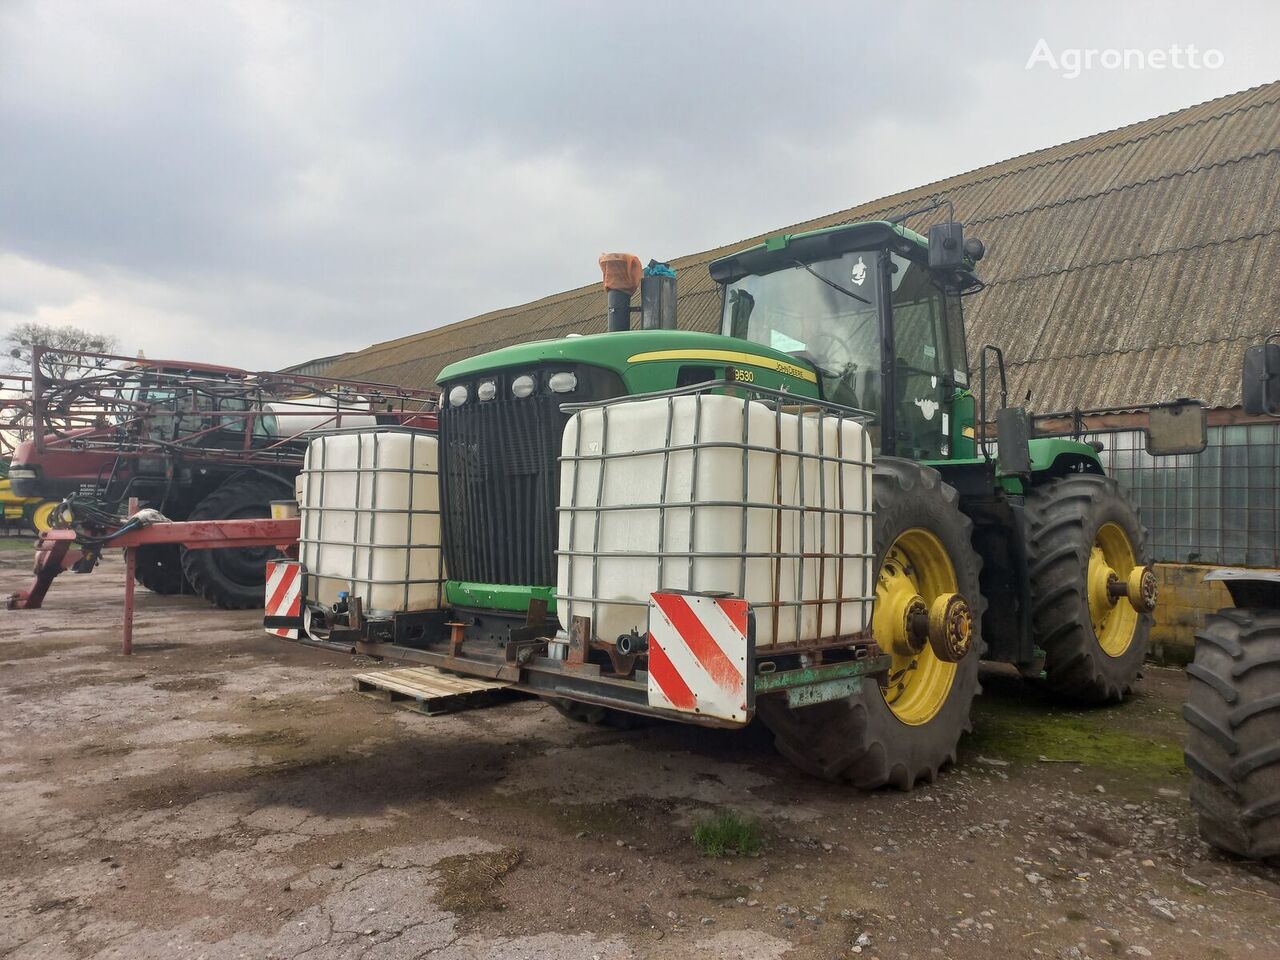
xmin=439 ymin=365 xmax=625 ymax=589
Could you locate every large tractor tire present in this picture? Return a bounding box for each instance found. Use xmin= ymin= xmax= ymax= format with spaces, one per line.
xmin=180 ymin=476 xmax=283 ymax=609
xmin=1025 ymin=475 xmax=1152 ymax=703
xmin=1184 ymin=608 xmax=1280 ymax=863
xmin=134 ymin=544 xmax=188 ymax=595
xmin=757 ymin=458 xmax=984 ymax=790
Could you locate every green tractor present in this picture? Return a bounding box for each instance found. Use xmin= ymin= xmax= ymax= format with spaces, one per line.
xmin=289 ymin=214 xmax=1173 ymax=788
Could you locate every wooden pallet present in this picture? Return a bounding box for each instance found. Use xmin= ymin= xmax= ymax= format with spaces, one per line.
xmin=352 ymin=666 xmax=514 ymax=716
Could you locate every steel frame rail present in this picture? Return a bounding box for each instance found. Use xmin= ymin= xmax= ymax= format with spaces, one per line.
xmin=7 ymin=509 xmax=301 ymax=655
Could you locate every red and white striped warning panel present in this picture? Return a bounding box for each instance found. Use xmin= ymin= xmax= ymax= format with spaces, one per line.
xmin=264 ymin=560 xmax=303 ymax=640
xmin=647 ymin=592 xmax=753 ymax=724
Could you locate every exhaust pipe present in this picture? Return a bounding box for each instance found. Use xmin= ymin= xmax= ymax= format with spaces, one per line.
xmin=640 ymin=260 xmax=677 ymax=330
xmin=599 ymin=253 xmax=643 ymax=332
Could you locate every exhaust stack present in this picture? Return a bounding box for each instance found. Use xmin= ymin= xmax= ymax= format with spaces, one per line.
xmin=598 ymin=253 xmax=643 ymax=332
xmin=640 ymin=260 xmax=677 ymax=330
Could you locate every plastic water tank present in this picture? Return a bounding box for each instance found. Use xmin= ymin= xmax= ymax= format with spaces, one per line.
xmin=298 ymin=431 xmax=443 ymax=614
xmin=556 ymin=394 xmax=873 ymax=648
xmin=262 ymin=398 xmax=380 ymax=436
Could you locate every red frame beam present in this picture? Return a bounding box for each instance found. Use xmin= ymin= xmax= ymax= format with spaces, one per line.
xmin=7 ymin=517 xmax=301 ymax=655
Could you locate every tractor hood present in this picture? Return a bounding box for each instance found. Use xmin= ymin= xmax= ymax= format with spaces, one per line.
xmin=437 ymin=329 xmax=819 ymax=392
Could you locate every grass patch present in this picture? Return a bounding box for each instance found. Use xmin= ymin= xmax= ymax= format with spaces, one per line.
xmin=434 ymin=849 xmax=523 ymax=914
xmin=968 ymin=682 xmax=1186 ymax=780
xmin=0 ymin=537 xmax=35 ymax=550
xmin=692 ymin=810 xmax=763 ymax=857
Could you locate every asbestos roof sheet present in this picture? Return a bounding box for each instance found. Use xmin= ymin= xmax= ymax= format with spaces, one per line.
xmin=327 ymin=81 xmax=1280 ymax=411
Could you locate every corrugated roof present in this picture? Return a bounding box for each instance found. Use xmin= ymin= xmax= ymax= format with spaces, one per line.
xmin=328 ymin=82 xmax=1280 ymax=410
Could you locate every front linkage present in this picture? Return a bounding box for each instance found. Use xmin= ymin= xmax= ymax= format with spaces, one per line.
xmin=268 ymin=571 xmax=893 ymax=729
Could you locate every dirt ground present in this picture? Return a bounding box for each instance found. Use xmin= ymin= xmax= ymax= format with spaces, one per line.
xmin=2 ymin=544 xmax=1278 ymax=960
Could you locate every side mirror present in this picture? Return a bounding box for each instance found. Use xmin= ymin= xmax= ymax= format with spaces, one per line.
xmin=928 ymin=220 xmax=966 ymax=271
xmin=1242 ymin=342 xmax=1280 ymax=416
xmin=1146 ymin=400 xmax=1207 ymax=456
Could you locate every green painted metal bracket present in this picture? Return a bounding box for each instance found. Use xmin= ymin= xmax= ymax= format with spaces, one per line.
xmin=784 ymin=676 xmax=864 ymax=707
xmin=446 ymin=580 xmax=557 ymax=613
xmin=747 ymin=660 xmax=890 ymax=696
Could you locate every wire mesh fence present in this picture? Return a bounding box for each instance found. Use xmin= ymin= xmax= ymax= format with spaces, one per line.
xmin=1089 ymin=424 xmax=1280 ymax=567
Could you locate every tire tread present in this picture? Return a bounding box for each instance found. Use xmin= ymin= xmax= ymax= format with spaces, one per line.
xmin=1185 ymin=607 xmax=1280 ymax=863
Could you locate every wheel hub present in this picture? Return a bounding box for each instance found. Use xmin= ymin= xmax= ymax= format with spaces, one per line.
xmin=1127 ymin=565 xmax=1158 ymax=613
xmin=872 ymin=530 xmax=966 ymax=727
xmin=896 ymin=595 xmax=930 ymax=657
xmin=1087 ymin=522 xmax=1145 ymax=657
xmin=927 ymin=593 xmax=972 ymax=663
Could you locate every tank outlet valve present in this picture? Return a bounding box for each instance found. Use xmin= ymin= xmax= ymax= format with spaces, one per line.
xmin=928 ymin=593 xmax=973 ymax=663
xmin=615 ymin=630 xmax=647 ymax=657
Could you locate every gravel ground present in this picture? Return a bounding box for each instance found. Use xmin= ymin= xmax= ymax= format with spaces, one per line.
xmin=2 ymin=544 xmax=1278 ymax=960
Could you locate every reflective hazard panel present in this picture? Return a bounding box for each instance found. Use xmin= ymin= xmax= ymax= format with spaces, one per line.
xmin=264 ymin=560 xmax=303 ymax=639
xmin=647 ymin=592 xmax=753 ymax=724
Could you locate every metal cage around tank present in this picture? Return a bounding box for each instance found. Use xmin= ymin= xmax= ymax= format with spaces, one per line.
xmin=555 ymin=381 xmax=878 ymax=651
xmin=296 ymin=428 xmax=446 ymax=617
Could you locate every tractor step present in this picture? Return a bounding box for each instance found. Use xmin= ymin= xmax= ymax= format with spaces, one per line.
xmin=352 ymin=666 xmax=516 ymax=716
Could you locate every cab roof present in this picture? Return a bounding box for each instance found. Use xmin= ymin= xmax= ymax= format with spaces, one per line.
xmin=707 ymin=219 xmax=979 ymax=289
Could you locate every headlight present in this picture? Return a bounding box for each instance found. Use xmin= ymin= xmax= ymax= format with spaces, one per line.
xmin=511 ymin=375 xmax=536 ymax=399
xmin=7 ymin=466 xmax=36 ymax=479
xmin=448 ymin=385 xmax=469 ymax=407
xmin=547 ymin=371 xmax=577 ymax=394
xmin=477 ymin=380 xmax=497 ymax=402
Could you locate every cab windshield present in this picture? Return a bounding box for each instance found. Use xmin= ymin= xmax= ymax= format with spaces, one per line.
xmin=721 ymin=249 xmax=881 ymax=412
xmin=113 ymin=369 xmax=260 ymax=442
xmin=721 ymin=248 xmax=968 ymax=460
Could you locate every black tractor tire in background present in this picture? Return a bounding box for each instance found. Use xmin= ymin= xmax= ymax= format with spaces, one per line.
xmin=548 ymin=698 xmax=646 ymax=730
xmin=1184 ymin=608 xmax=1280 ymax=864
xmin=134 ymin=544 xmax=188 ymax=595
xmin=756 ymin=458 xmax=985 ymax=790
xmin=1024 ymin=474 xmax=1151 ymax=703
xmin=180 ymin=476 xmax=284 ymax=609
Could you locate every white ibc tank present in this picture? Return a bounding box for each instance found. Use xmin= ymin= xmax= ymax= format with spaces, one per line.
xmin=298 ymin=431 xmax=443 ymax=614
xmin=557 ymin=394 xmax=873 ymax=647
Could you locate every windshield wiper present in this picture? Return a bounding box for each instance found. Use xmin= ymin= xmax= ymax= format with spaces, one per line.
xmin=792 ymin=260 xmax=871 ymax=305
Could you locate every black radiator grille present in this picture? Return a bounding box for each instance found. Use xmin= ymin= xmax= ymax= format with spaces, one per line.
xmin=439 ymin=365 xmax=624 ymax=588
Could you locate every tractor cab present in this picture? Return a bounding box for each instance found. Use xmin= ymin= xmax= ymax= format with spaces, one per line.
xmin=710 ymin=219 xmax=983 ymax=462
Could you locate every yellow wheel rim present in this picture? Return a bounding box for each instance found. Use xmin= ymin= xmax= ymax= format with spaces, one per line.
xmin=872 ymin=528 xmax=960 ymax=726
xmin=30 ymin=500 xmax=59 ymax=534
xmin=1088 ymin=522 xmax=1139 ymax=657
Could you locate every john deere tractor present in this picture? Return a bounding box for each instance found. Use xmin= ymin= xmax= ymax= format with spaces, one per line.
xmin=295 ymin=214 xmax=1172 ymax=789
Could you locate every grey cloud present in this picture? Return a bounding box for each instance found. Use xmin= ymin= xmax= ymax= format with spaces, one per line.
xmin=1 ymin=1 xmax=1278 ymax=368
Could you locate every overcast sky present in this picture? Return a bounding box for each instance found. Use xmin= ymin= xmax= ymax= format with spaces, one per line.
xmin=2 ymin=2 xmax=1278 ymax=371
